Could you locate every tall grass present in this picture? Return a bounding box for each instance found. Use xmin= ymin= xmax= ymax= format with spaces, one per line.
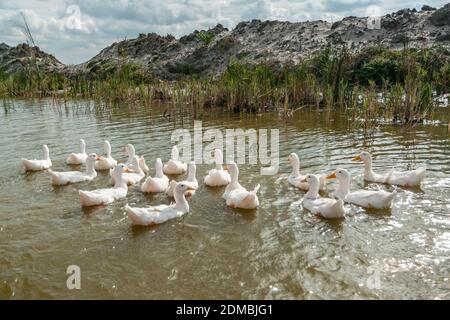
xmin=0 ymin=46 xmax=448 ymax=124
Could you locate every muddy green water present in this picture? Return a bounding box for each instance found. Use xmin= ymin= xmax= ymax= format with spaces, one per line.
xmin=0 ymin=99 xmax=449 ymax=299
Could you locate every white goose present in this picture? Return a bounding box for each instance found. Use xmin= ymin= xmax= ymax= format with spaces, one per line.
xmin=301 ymin=174 xmax=345 ymax=219
xmin=327 ymin=168 xmax=396 ymax=209
xmin=21 ymin=144 xmax=52 ymax=173
xmin=222 ymin=161 xmax=260 ymax=210
xmin=352 ymin=151 xmax=426 ymax=187
xmin=94 ymin=140 xmax=117 ymax=170
xmin=125 ymin=144 xmax=148 ymax=174
xmin=49 ymin=153 xmax=102 ymax=186
xmin=204 ymin=149 xmax=231 ymax=187
xmin=66 ymin=139 xmax=88 ymax=165
xmin=126 ymin=182 xmax=197 ymax=226
xmin=166 ymin=162 xmax=198 ymax=197
xmin=140 ymin=158 xmax=169 ymax=193
xmin=163 ymin=146 xmax=187 ymax=175
xmin=112 ymin=155 xmax=145 ymax=185
xmin=79 ymin=164 xmax=131 ymax=207
xmin=288 ymin=153 xmax=326 ymax=191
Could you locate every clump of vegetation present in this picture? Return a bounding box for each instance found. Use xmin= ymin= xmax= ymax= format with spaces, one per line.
xmin=0 ymin=45 xmax=448 ymax=125
xmin=216 ymin=35 xmax=235 ymax=53
xmin=197 ymin=31 xmax=215 ymax=46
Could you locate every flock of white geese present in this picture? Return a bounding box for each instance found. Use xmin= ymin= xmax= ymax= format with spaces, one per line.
xmin=20 ymin=139 xmax=427 ymax=225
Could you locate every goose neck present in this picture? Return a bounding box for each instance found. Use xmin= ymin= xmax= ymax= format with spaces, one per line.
xmin=174 ymin=190 xmax=189 ymax=213
xmin=305 ymin=181 xmax=320 ymax=199
xmin=336 ymin=177 xmax=350 ymax=195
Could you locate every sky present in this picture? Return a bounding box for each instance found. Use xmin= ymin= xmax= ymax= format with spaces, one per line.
xmin=0 ymin=0 xmax=448 ymax=64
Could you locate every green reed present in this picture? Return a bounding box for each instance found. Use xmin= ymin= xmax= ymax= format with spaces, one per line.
xmin=0 ymin=46 xmax=448 ymax=125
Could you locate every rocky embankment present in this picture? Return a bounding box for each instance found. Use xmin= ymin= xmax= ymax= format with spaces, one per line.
xmin=1 ymin=4 xmax=449 ymax=80
xmin=0 ymin=43 xmax=64 ymax=75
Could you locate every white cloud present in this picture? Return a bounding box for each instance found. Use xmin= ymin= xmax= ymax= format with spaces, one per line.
xmin=0 ymin=0 xmax=447 ymax=64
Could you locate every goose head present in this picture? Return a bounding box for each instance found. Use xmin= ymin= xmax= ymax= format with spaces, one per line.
xmin=327 ymin=168 xmax=351 ymax=188
xmin=352 ymin=151 xmax=372 ymax=163
xmin=114 ymin=163 xmax=133 ymax=174
xmin=87 ymin=153 xmax=102 ymax=163
xmin=175 ymin=182 xmax=197 ymax=194
xmin=302 ymin=174 xmax=319 ymax=186
xmin=301 ymin=174 xmax=320 ymax=198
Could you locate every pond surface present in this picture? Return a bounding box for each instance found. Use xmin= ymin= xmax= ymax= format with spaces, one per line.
xmin=0 ymin=99 xmax=449 ymax=299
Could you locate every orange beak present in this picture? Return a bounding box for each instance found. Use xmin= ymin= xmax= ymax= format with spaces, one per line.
xmin=96 ymin=156 xmax=105 ymax=161
xmin=124 ymin=167 xmax=134 ymax=173
xmin=187 ymin=186 xmax=197 ymax=191
xmin=326 ymin=172 xmax=336 ymax=179
xmin=352 ymin=155 xmax=362 ymax=161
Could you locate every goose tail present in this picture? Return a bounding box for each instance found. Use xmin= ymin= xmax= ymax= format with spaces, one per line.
xmin=140 ymin=177 xmax=154 ymax=192
xmin=332 ymin=199 xmax=345 ymax=217
xmin=48 ymin=169 xmax=64 ymax=185
xmin=20 ymin=159 xmax=27 ymax=173
xmin=383 ymin=170 xmax=394 ymax=184
xmin=66 ymin=154 xmax=75 ymax=164
xmin=247 ymin=184 xmax=261 ymax=204
xmin=125 ymin=204 xmax=144 ymax=225
xmin=78 ymin=190 xmax=91 ymax=206
xmin=333 ymin=199 xmax=344 ymax=209
xmin=385 ymin=191 xmax=396 ymax=207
